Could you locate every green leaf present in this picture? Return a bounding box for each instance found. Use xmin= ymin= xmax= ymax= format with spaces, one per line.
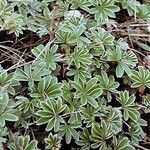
xmin=137 ymin=42 xmax=150 ymax=51
xmin=91 ymin=121 xmax=114 ymax=149
xmin=72 ymin=78 xmax=102 ymax=107
xmin=31 ymin=75 xmax=63 ymax=100
xmin=89 ymin=0 xmax=120 ymax=22
xmin=32 ymin=43 xmax=63 ymax=70
xmin=36 ymin=99 xmax=66 ymax=132
xmin=67 ymin=47 xmax=93 ymax=69
xmin=113 ymin=136 xmax=135 ymax=150
xmin=108 ymin=46 xmax=138 ymax=77
xmin=45 ymin=133 xmax=62 ymax=150
xmin=2 ymin=113 xmax=18 ymax=122
xmin=117 ymin=91 xmax=140 ymax=121
xmin=130 ymin=66 xmax=150 ymax=90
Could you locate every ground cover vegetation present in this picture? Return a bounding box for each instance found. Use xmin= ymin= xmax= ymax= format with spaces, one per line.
xmin=0 ymin=0 xmax=150 ymax=149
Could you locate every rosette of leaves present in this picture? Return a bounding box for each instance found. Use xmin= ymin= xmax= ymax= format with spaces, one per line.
xmin=36 ymin=99 xmax=67 ymax=132
xmin=32 ymin=43 xmax=63 ymax=71
xmin=58 ymin=121 xmax=81 ymax=144
xmin=97 ymin=71 xmax=119 ymax=102
xmin=0 ymin=71 xmax=19 ymax=95
xmin=117 ymin=91 xmax=140 ymax=122
xmin=30 ymin=75 xmax=63 ymax=100
xmin=130 ymin=66 xmax=150 ymax=94
xmin=85 ymin=27 xmax=114 ymax=52
xmin=76 ymin=128 xmax=91 ymax=150
xmin=45 ymin=133 xmax=62 ymax=150
xmin=89 ymin=0 xmax=120 ymax=22
xmin=72 ymin=77 xmax=102 ymax=108
xmin=15 ymin=64 xmax=49 ymax=88
xmin=8 ymin=135 xmax=38 ymax=150
xmin=0 ymin=92 xmax=18 ymax=127
xmin=107 ymin=46 xmax=138 ymax=77
xmin=67 ymin=47 xmax=93 ymax=69
xmin=91 ymin=121 xmax=114 ymax=149
xmin=113 ymin=136 xmax=135 ymax=150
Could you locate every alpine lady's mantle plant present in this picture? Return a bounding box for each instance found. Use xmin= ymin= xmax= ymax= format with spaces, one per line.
xmin=0 ymin=0 xmax=150 ymax=149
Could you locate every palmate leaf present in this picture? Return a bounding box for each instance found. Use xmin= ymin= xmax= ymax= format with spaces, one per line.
xmin=67 ymin=67 xmax=91 ymax=82
xmin=60 ymin=18 xmax=91 ymax=47
xmin=58 ymin=121 xmax=81 ymax=144
xmin=129 ymin=123 xmax=143 ymax=144
xmin=137 ymin=4 xmax=150 ymax=19
xmin=76 ymin=128 xmax=91 ymax=150
xmin=91 ymin=121 xmax=114 ymax=150
xmin=36 ymin=99 xmax=67 ymax=132
xmin=85 ymin=27 xmax=114 ymax=51
xmin=142 ymin=94 xmax=150 ymax=111
xmin=72 ymin=77 xmax=102 ymax=108
xmin=55 ymin=31 xmax=75 ymax=44
xmin=117 ymin=91 xmax=140 ymax=121
xmin=0 ymin=0 xmax=12 ymax=18
xmin=67 ymin=47 xmax=93 ymax=69
xmin=15 ymin=96 xmax=39 ymax=113
xmin=97 ymin=71 xmax=119 ymax=102
xmin=45 ymin=133 xmax=62 ymax=150
xmin=0 ymin=71 xmax=19 ymax=95
xmin=3 ymin=13 xmax=25 ymax=36
xmin=113 ymin=136 xmax=135 ymax=150
xmin=70 ymin=0 xmax=91 ymax=11
xmin=15 ymin=64 xmax=49 ymax=87
xmin=129 ymin=119 xmax=147 ymax=144
xmin=122 ymin=0 xmax=140 ymax=16
xmin=89 ymin=0 xmax=120 ymax=22
xmin=103 ymin=107 xmax=122 ymax=134
xmin=8 ymin=135 xmax=38 ymax=150
xmin=80 ymin=105 xmax=100 ymax=127
xmin=62 ymin=81 xmax=81 ymax=123
xmin=32 ymin=43 xmax=63 ymax=70
xmin=31 ymin=75 xmax=63 ymax=100
xmin=116 ymin=38 xmax=129 ymax=50
xmin=0 ymin=92 xmax=18 ymax=127
xmin=108 ymin=46 xmax=138 ymax=77
xmin=130 ymin=66 xmax=150 ymax=90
